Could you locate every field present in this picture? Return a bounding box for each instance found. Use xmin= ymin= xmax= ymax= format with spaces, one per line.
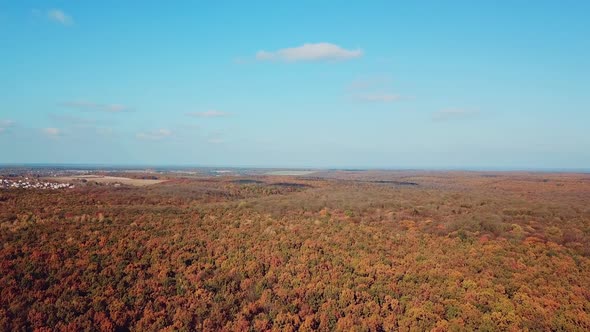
xmin=49 ymin=175 xmax=166 ymax=187
xmin=1 ymin=171 xmax=589 ymax=331
xmin=264 ymin=171 xmax=318 ymax=176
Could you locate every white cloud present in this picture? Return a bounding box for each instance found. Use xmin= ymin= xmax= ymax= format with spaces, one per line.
xmin=59 ymin=101 xmax=131 ymax=113
xmin=346 ymin=76 xmax=408 ymax=103
xmin=0 ymin=120 xmax=16 ymax=134
xmin=433 ymin=109 xmax=478 ymax=121
xmin=256 ymin=43 xmax=363 ymax=62
xmin=47 ymin=9 xmax=73 ymax=26
xmin=186 ymin=110 xmax=229 ymax=118
xmin=0 ymin=119 xmax=15 ymax=129
xmin=354 ymin=93 xmax=404 ymax=103
xmin=42 ymin=127 xmax=61 ymax=137
xmin=136 ymin=129 xmax=172 ymax=140
xmin=104 ymin=104 xmax=128 ymax=112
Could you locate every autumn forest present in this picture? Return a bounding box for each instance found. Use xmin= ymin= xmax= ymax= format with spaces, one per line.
xmin=1 ymin=170 xmax=589 ymax=331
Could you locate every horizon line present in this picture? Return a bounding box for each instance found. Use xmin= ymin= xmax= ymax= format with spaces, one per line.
xmin=0 ymin=163 xmax=589 ymax=174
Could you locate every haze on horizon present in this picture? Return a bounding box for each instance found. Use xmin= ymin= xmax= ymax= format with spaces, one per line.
xmin=1 ymin=1 xmax=589 ymax=169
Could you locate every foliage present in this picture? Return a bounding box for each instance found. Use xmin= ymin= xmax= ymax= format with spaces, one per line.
xmin=1 ymin=172 xmax=589 ymax=331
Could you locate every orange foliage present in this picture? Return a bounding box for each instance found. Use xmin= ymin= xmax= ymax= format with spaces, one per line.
xmin=1 ymin=172 xmax=589 ymax=330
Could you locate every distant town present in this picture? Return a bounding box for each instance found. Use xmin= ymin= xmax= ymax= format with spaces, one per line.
xmin=0 ymin=165 xmax=322 ymax=190
xmin=0 ymin=178 xmax=74 ymax=190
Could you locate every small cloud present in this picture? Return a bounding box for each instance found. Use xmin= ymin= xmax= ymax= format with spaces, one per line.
xmin=0 ymin=119 xmax=15 ymax=132
xmin=346 ymin=76 xmax=409 ymax=103
xmin=47 ymin=9 xmax=73 ymax=26
xmin=104 ymin=104 xmax=128 ymax=112
xmin=59 ymin=100 xmax=132 ymax=113
xmin=256 ymin=43 xmax=363 ymax=62
xmin=186 ymin=110 xmax=229 ymax=118
xmin=42 ymin=127 xmax=61 ymax=138
xmin=136 ymin=129 xmax=172 ymax=140
xmin=354 ymin=93 xmax=405 ymax=103
xmin=433 ymin=108 xmax=478 ymax=121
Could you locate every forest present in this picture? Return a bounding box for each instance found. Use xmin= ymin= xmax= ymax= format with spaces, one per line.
xmin=1 ymin=171 xmax=589 ymax=331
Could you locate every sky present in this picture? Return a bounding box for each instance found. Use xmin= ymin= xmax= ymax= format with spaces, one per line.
xmin=1 ymin=1 xmax=589 ymax=169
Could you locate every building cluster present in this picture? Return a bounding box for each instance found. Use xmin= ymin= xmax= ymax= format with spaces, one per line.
xmin=0 ymin=178 xmax=74 ymax=190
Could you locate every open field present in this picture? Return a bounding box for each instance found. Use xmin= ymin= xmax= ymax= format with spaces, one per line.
xmin=265 ymin=170 xmax=318 ymax=176
xmin=1 ymin=171 xmax=589 ymax=331
xmin=49 ymin=175 xmax=166 ymax=186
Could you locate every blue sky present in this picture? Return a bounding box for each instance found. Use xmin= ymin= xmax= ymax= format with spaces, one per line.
xmin=1 ymin=1 xmax=589 ymax=169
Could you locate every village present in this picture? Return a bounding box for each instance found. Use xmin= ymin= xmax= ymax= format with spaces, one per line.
xmin=0 ymin=178 xmax=74 ymax=190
